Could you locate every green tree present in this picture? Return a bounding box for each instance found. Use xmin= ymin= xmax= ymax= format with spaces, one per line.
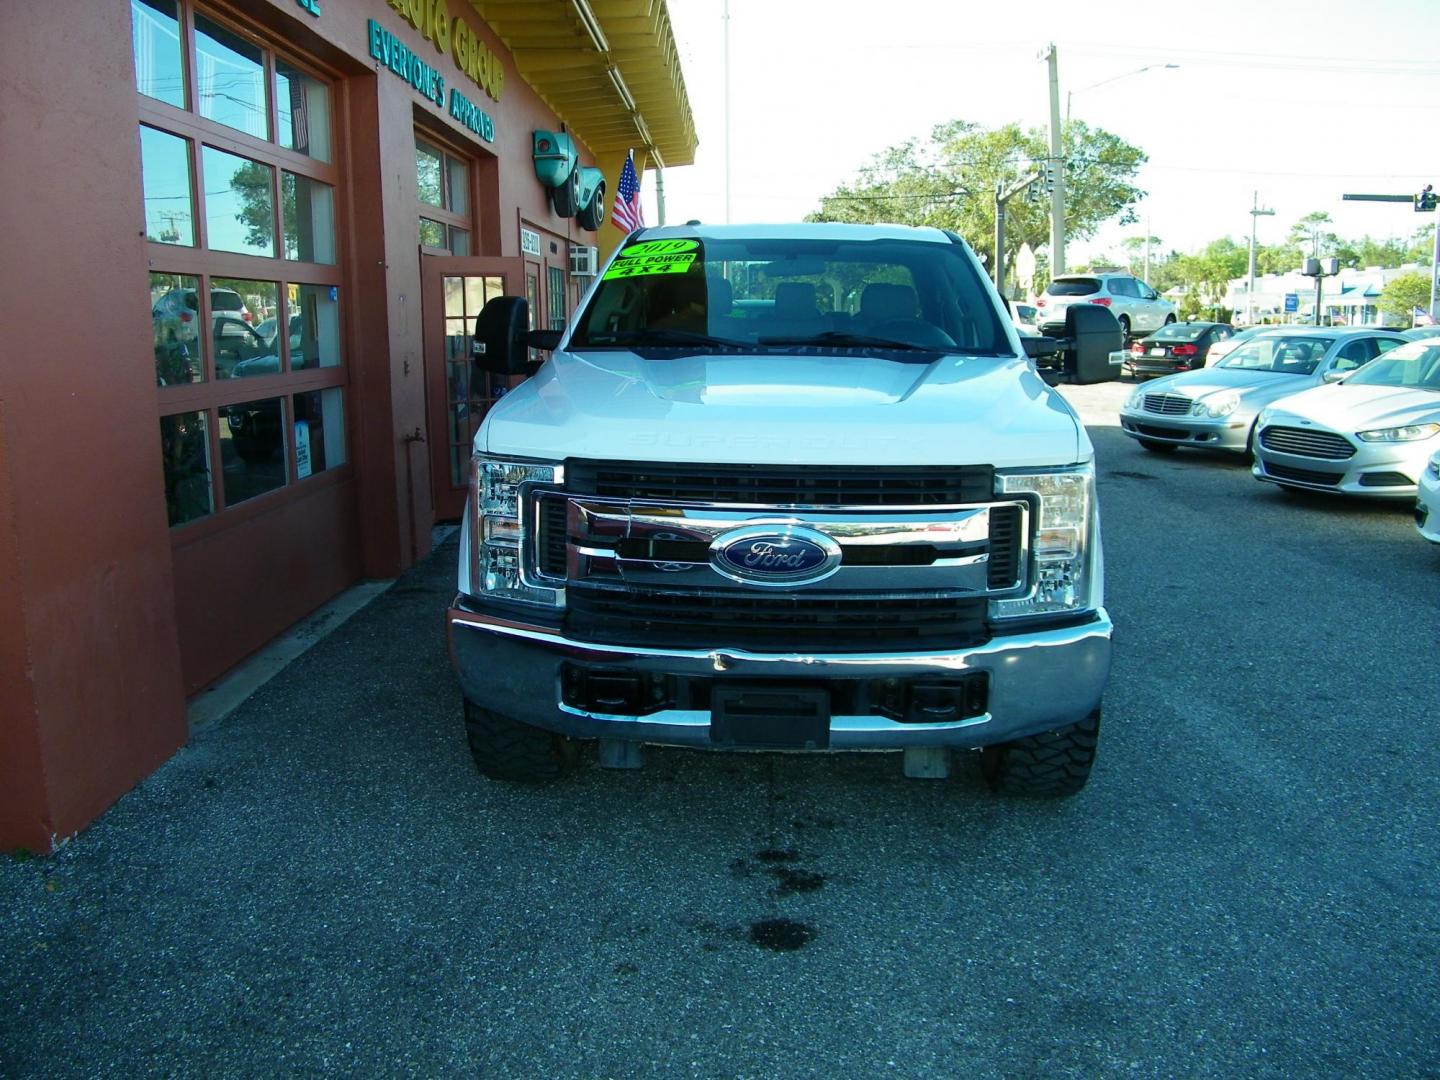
xmin=1288 ymin=211 xmax=1337 ymax=258
xmin=1379 ymin=271 xmax=1432 ymax=325
xmin=807 ymin=118 xmax=1147 ymax=290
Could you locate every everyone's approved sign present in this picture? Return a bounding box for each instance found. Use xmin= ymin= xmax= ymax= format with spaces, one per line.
xmin=603 ymin=238 xmax=699 ymax=279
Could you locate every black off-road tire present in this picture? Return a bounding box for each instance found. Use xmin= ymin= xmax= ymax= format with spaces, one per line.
xmin=550 ymin=163 xmax=581 ymax=217
xmin=1137 ymin=438 xmax=1176 ymax=453
xmin=463 ymin=698 xmax=576 ymax=783
xmin=981 ymin=708 xmax=1100 ymax=797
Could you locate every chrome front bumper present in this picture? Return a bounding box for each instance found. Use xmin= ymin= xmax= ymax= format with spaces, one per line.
xmin=448 ymin=603 xmax=1112 ymax=750
xmin=1118 ymin=409 xmax=1252 ymax=452
xmin=1252 ymin=442 xmax=1430 ymax=498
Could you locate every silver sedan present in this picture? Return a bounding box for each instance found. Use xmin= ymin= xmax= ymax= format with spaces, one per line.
xmin=1253 ymin=339 xmax=1440 ymax=498
xmin=1117 ymin=327 xmax=1407 ymax=455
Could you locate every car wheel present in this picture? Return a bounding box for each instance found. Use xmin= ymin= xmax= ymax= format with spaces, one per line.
xmin=463 ymin=698 xmax=578 ymax=782
xmin=550 ymin=163 xmax=581 ymax=218
xmin=1137 ymin=438 xmax=1176 ymax=453
xmin=982 ymin=708 xmax=1100 ymax=797
xmin=1117 ymin=315 xmax=1131 ymax=341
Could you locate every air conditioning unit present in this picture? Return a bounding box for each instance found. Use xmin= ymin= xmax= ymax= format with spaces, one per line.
xmin=569 ymin=245 xmax=598 ymax=276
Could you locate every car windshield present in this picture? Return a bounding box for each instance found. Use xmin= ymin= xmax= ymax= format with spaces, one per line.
xmin=1215 ymin=334 xmax=1333 ymax=374
xmin=1343 ymin=342 xmax=1440 ymax=390
xmin=568 ymin=235 xmax=1009 ymax=356
xmin=1045 ymin=278 xmax=1099 ymax=296
xmin=1146 ymin=323 xmax=1208 ymax=342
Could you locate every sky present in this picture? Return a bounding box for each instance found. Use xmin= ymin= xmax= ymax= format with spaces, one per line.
xmin=646 ymin=0 xmax=1440 ymax=275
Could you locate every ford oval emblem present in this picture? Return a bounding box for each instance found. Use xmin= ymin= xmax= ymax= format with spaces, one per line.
xmin=709 ymin=524 xmax=842 ymax=587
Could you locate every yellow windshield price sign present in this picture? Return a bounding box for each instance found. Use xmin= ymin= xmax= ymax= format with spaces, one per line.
xmin=603 ymin=239 xmax=699 ymax=279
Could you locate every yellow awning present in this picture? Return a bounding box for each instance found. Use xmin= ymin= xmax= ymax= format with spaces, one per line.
xmin=468 ymin=0 xmax=698 ymax=168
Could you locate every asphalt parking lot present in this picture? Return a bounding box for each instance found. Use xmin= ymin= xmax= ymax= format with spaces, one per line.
xmin=2 ymin=382 xmax=1437 ymax=1078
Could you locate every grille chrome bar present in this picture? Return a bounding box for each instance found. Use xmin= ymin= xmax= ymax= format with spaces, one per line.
xmin=1142 ymin=393 xmax=1192 ymax=416
xmin=1259 ymin=425 xmax=1355 ymax=460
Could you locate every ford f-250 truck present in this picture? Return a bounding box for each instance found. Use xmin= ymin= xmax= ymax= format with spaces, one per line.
xmin=447 ymin=223 xmax=1119 ymax=796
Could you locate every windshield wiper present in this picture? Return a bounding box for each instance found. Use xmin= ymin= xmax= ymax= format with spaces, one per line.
xmin=757 ymin=331 xmax=935 ymax=350
xmin=586 ymin=328 xmax=751 ymax=348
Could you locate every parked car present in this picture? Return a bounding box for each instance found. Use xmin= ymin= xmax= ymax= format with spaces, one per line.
xmin=1401 ymin=325 xmax=1440 ymax=342
xmin=1252 ymin=338 xmax=1440 ymax=497
xmin=212 ymin=315 xmax=272 ymax=378
xmin=152 ymin=287 xmax=251 ymax=331
xmin=1123 ymin=321 xmax=1234 ymax=379
xmin=1036 ymin=272 xmax=1175 ymax=340
xmin=1118 ymin=327 xmax=1408 ymax=455
xmin=1416 ymin=448 xmax=1440 ymax=543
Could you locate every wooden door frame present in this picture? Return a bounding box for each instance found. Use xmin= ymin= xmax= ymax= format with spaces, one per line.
xmin=419 ymin=254 xmax=525 ymax=521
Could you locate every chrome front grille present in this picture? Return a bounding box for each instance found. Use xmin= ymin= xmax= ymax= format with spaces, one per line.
xmin=529 ymin=466 xmax=1029 ymax=651
xmin=1259 ymin=425 xmax=1355 ymax=460
xmin=1142 ymin=393 xmax=1191 ymax=416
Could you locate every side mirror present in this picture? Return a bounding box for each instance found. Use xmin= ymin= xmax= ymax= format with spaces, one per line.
xmin=1021 ymin=336 xmax=1062 ymax=360
xmin=1322 ymin=369 xmax=1346 ymax=383
xmin=1058 ymin=304 xmax=1125 ymax=384
xmin=472 ymin=297 xmax=556 ymax=376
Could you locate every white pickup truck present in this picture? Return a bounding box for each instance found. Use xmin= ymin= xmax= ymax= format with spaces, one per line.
xmin=448 ymin=223 xmax=1118 ymax=796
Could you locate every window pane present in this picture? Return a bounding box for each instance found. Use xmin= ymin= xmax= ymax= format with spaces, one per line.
xmin=293 ymin=388 xmax=345 ymax=477
xmin=131 ymin=0 xmax=185 ymax=108
xmin=202 ymin=146 xmax=275 ymax=256
xmin=212 ymin=278 xmax=279 ymax=378
xmin=449 ymin=228 xmax=469 ymax=256
xmin=160 ymin=411 xmax=213 ymax=526
xmin=418 ymin=216 xmax=446 ymax=248
xmin=275 ymin=60 xmax=330 ymax=162
xmin=416 ymin=140 xmax=443 ymax=207
xmin=195 ymin=14 xmax=268 ymax=140
xmin=220 ymin=397 xmax=286 ymax=505
xmin=288 ymin=284 xmax=341 ymax=370
xmin=548 ymin=266 xmax=567 ymax=330
xmin=446 ymin=155 xmax=468 ymax=215
xmin=151 ymin=272 xmax=203 ymax=385
xmin=140 ymin=126 xmax=194 ymax=246
xmin=282 ymin=171 xmax=335 ymax=264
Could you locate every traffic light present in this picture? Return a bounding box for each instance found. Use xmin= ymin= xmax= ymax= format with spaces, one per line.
xmin=1416 ymin=184 xmax=1436 ymax=212
xmin=1041 ymin=161 xmax=1058 ymax=194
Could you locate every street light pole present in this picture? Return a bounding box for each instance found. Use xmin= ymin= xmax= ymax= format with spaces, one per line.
xmin=1066 ymin=63 xmax=1180 ymax=125
xmin=1247 ymin=191 xmax=1274 ymax=325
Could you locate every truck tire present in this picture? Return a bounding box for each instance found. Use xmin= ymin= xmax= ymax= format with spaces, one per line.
xmin=981 ymin=708 xmax=1100 ymax=797
xmin=463 ymin=698 xmax=576 ymax=782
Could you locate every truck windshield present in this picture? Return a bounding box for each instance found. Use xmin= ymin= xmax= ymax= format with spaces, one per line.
xmin=568 ymin=235 xmax=1008 ymax=355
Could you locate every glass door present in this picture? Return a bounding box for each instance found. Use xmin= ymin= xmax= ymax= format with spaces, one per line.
xmin=421 ymin=255 xmax=524 ymax=521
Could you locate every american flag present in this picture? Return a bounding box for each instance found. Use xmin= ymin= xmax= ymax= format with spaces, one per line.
xmin=611 ymin=152 xmax=644 ymax=233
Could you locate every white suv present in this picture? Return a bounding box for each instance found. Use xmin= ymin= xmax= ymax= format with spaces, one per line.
xmin=1037 ymin=273 xmax=1175 ymax=341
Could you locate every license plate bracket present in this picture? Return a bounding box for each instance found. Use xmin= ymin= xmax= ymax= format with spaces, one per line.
xmin=710 ymin=684 xmax=831 ymax=749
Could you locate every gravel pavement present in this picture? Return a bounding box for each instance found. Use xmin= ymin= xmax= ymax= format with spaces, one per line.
xmin=3 ymin=381 xmax=1437 ymax=1078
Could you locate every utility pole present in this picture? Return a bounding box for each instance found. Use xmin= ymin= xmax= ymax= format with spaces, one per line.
xmin=1247 ymin=192 xmax=1274 ymax=326
xmin=722 ymin=0 xmax=731 ymax=224
xmin=993 ymin=171 xmax=1044 ymax=297
xmin=1143 ymin=215 xmax=1151 ymax=282
xmin=1042 ymin=44 xmax=1065 ymax=276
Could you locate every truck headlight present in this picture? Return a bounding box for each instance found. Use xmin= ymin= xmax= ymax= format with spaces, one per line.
xmin=990 ymin=465 xmax=1100 ymax=621
xmin=1355 ymin=423 xmax=1440 ymax=443
xmin=467 ymin=455 xmax=563 ymax=606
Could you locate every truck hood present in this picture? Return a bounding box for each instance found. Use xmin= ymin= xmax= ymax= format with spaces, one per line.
xmin=479 ymin=349 xmax=1086 ymax=467
xmin=1263 ymin=382 xmax=1440 ymax=432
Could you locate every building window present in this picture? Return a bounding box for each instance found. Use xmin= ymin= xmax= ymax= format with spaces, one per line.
xmin=135 ymin=2 xmax=346 ymax=526
xmin=547 ymin=266 xmax=567 ymax=331
xmin=415 ymin=135 xmax=472 ymax=255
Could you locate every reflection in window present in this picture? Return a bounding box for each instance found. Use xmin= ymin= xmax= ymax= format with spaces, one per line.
xmin=195 ymin=14 xmax=268 ymax=140
xmin=288 ymin=284 xmax=341 ymax=370
xmin=140 ymin=126 xmax=194 ymax=246
xmin=276 ymin=60 xmax=331 ymax=162
xmin=282 ymin=172 xmax=335 ymax=264
xmin=418 ymin=216 xmax=447 ymax=249
xmin=292 ymin=389 xmax=346 ymax=477
xmin=160 ymin=412 xmax=213 ymax=526
xmin=151 ymin=272 xmax=203 ymax=385
xmin=416 ymin=140 xmax=443 ymax=206
xmin=211 ymin=279 xmax=279 ymax=378
xmin=548 ymin=266 xmax=567 ymax=331
xmin=447 ymin=156 xmax=468 ymax=216
xmin=202 ymin=146 xmax=274 ymax=257
xmin=131 ymin=0 xmax=185 ymax=108
xmin=220 ymin=397 xmax=286 ymax=505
